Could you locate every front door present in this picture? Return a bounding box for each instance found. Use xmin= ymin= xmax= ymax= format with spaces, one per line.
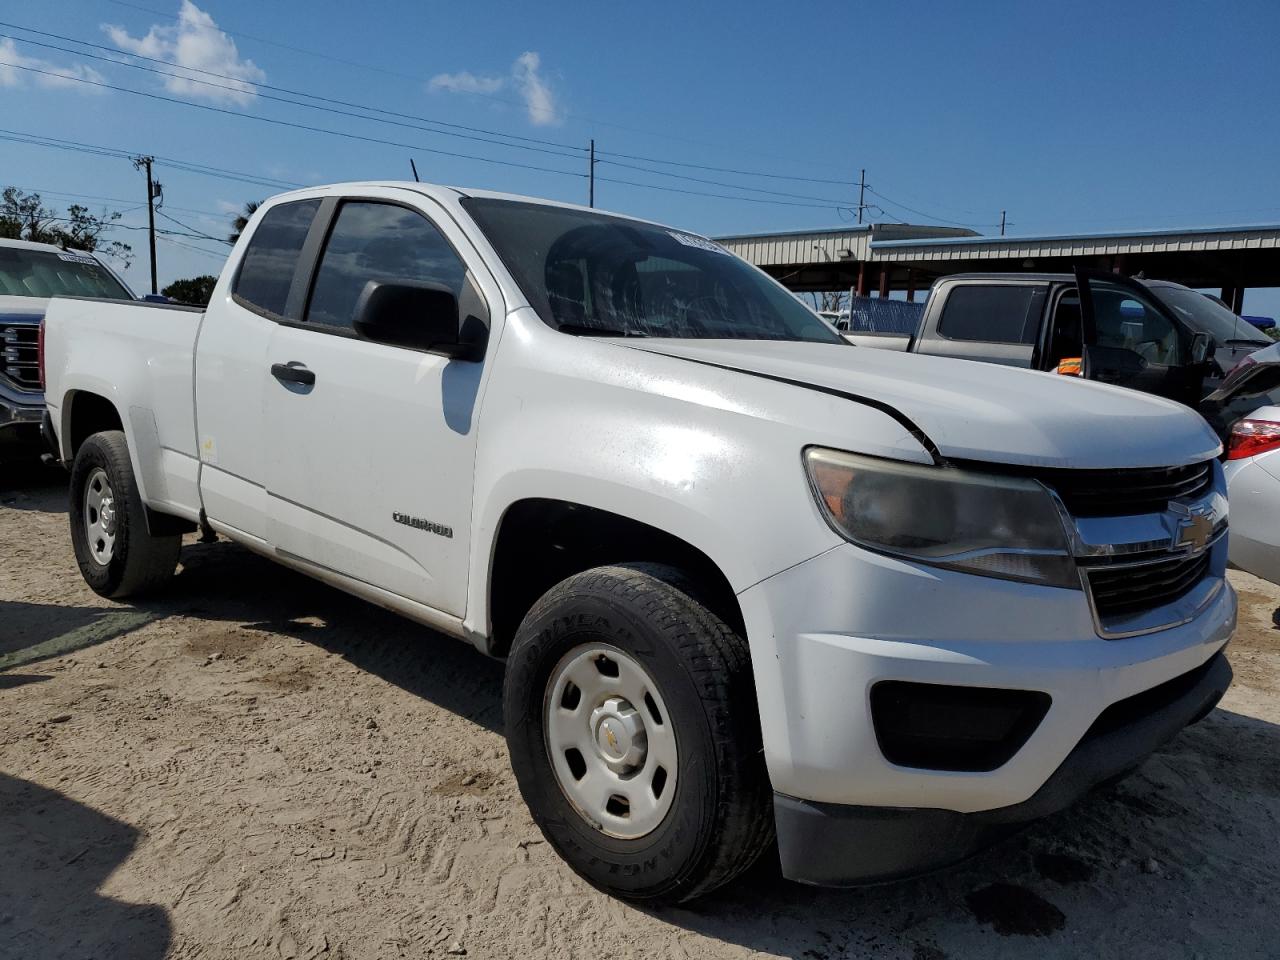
xmin=264 ymin=191 xmax=496 ymax=617
xmin=1075 ymin=269 xmax=1203 ymax=404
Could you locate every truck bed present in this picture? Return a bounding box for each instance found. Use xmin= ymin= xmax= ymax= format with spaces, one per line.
xmin=43 ymin=296 xmax=206 ymax=522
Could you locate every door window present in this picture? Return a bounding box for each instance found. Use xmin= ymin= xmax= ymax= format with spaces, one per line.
xmin=232 ymin=199 xmax=321 ymax=318
xmin=937 ymin=285 xmax=1038 ymax=343
xmin=306 ymin=201 xmax=467 ymax=330
xmin=1090 ymin=284 xmax=1183 ymax=365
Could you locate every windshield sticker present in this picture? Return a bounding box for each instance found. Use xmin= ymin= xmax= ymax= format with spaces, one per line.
xmin=668 ymin=231 xmax=730 ymax=256
xmin=57 ymin=253 xmax=98 ymax=265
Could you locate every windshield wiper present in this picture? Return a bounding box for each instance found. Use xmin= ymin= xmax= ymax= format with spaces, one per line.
xmin=557 ymin=323 xmax=648 ymax=337
xmin=1225 ymin=338 xmax=1268 ymax=347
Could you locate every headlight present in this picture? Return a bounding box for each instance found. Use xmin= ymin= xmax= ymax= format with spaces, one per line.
xmin=804 ymin=448 xmax=1079 ymax=588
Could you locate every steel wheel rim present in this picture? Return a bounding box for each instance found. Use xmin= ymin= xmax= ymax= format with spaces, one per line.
xmin=544 ymin=642 xmax=678 ymax=840
xmin=83 ymin=466 xmax=117 ymax=565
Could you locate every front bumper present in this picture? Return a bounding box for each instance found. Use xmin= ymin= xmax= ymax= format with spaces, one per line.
xmin=737 ymin=537 xmax=1236 ymax=885
xmin=774 ymin=651 xmax=1231 ymax=885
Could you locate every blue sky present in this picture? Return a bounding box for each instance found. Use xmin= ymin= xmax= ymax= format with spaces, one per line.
xmin=4 ymin=0 xmax=1280 ymax=312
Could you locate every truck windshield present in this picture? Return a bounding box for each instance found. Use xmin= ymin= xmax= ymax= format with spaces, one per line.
xmin=1153 ymin=286 xmax=1269 ymax=346
xmin=463 ymin=198 xmax=844 ymax=344
xmin=0 ymin=247 xmax=132 ymax=300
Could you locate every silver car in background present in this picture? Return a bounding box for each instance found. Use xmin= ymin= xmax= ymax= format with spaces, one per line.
xmin=1209 ymin=341 xmax=1280 ymax=583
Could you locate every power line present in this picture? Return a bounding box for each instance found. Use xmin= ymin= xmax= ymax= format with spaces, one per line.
xmin=102 ymin=0 xmax=435 ymax=85
xmin=0 ymin=60 xmax=591 ymax=177
xmin=156 ymin=233 xmax=229 ymax=261
xmin=32 ymin=211 xmax=219 ymax=244
xmin=0 ymin=28 xmax=589 ymax=162
xmin=6 ymin=22 xmax=1012 ymax=220
xmin=1 ymin=27 xmax=1000 ymax=222
xmin=2 ymin=23 xmax=588 ymax=153
xmin=7 ymin=184 xmax=223 ymax=218
xmin=96 ymin=0 xmax=853 ymax=175
xmin=0 ymin=27 xmax=862 ymax=206
xmin=5 ymin=22 xmax=853 ymax=187
xmin=0 ymin=63 xmax=847 ymax=209
xmin=864 ymin=186 xmax=1001 ymax=229
xmin=156 ymin=208 xmax=231 ymax=245
xmin=0 ymin=128 xmax=302 ymax=190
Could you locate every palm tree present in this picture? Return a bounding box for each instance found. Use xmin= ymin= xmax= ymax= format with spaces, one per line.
xmin=228 ymin=200 xmax=262 ymax=245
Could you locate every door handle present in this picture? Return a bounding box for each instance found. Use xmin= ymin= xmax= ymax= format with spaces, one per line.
xmin=271 ymin=362 xmax=316 ymax=386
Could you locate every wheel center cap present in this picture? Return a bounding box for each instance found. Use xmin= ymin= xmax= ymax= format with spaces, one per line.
xmin=589 ymin=697 xmax=647 ymax=770
xmin=100 ymin=497 xmax=116 ymax=535
xmin=597 ymin=717 xmax=629 ymax=759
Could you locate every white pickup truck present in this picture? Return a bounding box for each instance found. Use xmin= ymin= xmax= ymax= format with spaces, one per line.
xmin=42 ymin=182 xmax=1235 ymax=903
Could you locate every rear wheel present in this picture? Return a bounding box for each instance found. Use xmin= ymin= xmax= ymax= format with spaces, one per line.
xmin=504 ymin=563 xmax=774 ymax=903
xmin=69 ymin=430 xmax=180 ymax=598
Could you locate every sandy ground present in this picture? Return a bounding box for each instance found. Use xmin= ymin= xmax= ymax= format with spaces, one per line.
xmin=2 ymin=461 xmax=1279 ymax=960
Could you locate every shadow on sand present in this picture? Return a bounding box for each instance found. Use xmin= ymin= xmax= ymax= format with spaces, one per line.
xmin=0 ymin=773 xmax=171 ymax=959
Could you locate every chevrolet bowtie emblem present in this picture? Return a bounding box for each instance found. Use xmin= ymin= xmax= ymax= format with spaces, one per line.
xmin=1172 ymin=510 xmax=1214 ymax=553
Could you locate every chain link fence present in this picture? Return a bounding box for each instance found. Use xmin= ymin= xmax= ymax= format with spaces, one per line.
xmin=845 ymin=296 xmax=926 ymax=336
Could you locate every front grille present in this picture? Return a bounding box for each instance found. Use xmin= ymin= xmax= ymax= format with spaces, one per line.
xmin=2 ymin=324 xmax=40 ymax=390
xmin=1086 ymin=551 xmax=1211 ymax=619
xmin=1035 ymin=462 xmax=1213 ymax=517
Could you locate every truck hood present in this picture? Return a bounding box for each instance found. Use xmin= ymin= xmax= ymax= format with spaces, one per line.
xmin=623 ymin=339 xmax=1222 ymax=469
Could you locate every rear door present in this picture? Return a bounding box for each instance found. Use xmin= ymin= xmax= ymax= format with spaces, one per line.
xmin=263 ymin=189 xmax=498 ymax=617
xmin=195 ymin=198 xmax=321 ymax=543
xmin=1074 ymin=269 xmax=1202 ymax=403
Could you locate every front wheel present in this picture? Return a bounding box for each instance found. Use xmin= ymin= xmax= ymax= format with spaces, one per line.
xmin=504 ymin=563 xmax=774 ymax=903
xmin=69 ymin=430 xmax=180 ymax=598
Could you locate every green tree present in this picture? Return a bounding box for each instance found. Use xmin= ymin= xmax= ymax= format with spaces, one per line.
xmin=0 ymin=187 xmax=133 ymax=267
xmin=162 ymin=275 xmax=218 ymax=306
xmin=228 ymin=200 xmax=261 ymax=245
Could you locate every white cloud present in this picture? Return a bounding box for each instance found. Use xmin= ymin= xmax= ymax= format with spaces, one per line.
xmin=428 ymin=70 xmax=504 ymax=96
xmin=511 ymin=51 xmax=561 ymax=127
xmin=0 ymin=37 xmax=106 ymax=92
xmin=103 ymin=0 xmax=264 ymax=106
xmin=427 ymin=51 xmax=563 ymax=127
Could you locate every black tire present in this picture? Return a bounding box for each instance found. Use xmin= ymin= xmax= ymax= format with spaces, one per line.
xmin=504 ymin=563 xmax=774 ymax=903
xmin=68 ymin=430 xmax=180 ymax=598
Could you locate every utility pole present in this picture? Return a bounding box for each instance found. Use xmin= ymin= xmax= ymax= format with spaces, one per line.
xmin=857 ymin=168 xmax=866 ymax=225
xmin=1000 ymin=210 xmax=1007 ymax=237
xmin=588 ymin=139 xmax=596 ymax=207
xmin=133 ymin=155 xmax=159 ymax=294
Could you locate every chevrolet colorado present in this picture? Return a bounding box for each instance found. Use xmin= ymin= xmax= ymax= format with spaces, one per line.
xmin=41 ymin=182 xmax=1235 ymax=902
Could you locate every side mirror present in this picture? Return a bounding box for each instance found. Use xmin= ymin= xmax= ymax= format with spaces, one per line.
xmin=352 ymin=277 xmax=488 ymax=359
xmin=1190 ymin=331 xmax=1213 ymax=364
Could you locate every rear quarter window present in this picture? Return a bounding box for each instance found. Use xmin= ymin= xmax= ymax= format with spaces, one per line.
xmin=938 ymin=285 xmax=1038 ymax=344
xmin=232 ymin=199 xmax=321 ymax=318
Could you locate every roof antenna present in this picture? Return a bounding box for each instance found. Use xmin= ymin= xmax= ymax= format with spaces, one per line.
xmin=409 ymin=158 xmax=420 ymax=182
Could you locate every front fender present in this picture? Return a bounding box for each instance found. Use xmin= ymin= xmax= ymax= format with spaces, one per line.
xmin=462 ymin=312 xmax=926 ymax=642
